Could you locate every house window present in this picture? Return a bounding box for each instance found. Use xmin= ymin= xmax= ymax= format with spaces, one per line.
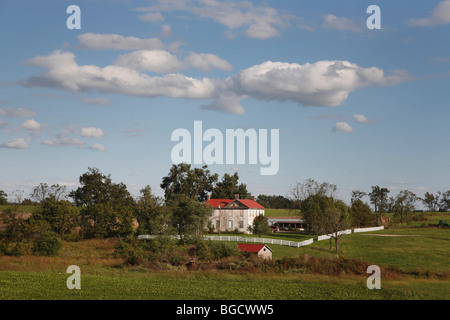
xmin=228 ymin=220 xmax=233 ymax=229
xmin=216 ymin=220 xmax=220 ymax=228
xmin=238 ymin=221 xmax=244 ymax=229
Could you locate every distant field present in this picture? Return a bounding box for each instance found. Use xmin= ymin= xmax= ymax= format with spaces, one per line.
xmin=264 ymin=208 xmax=301 ymax=217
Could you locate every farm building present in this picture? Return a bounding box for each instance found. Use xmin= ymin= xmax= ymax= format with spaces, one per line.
xmin=205 ymin=194 xmax=265 ymax=234
xmin=266 ymin=216 xmax=305 ymax=230
xmin=237 ymin=244 xmax=273 ymax=260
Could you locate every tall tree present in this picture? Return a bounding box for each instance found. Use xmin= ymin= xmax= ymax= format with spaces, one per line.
xmin=135 ymin=185 xmax=171 ymax=236
xmin=69 ymin=167 xmax=135 ymax=238
xmin=289 ymin=179 xmax=337 ymax=202
xmin=168 ymin=195 xmax=214 ymax=243
xmin=31 ymin=183 xmax=67 ymax=203
xmin=421 ymin=192 xmax=439 ymax=212
xmin=211 ymin=172 xmax=250 ymax=199
xmin=249 ymin=214 xmax=271 ymax=238
xmin=0 ymin=190 xmax=7 ymax=205
xmin=369 ymin=186 xmax=390 ymax=225
xmin=438 ymin=190 xmax=450 ymax=212
xmin=393 ymin=190 xmax=418 ymax=221
xmin=301 ymin=194 xmax=350 ymax=253
xmin=160 ymin=164 xmax=218 ymax=202
xmin=350 ymin=199 xmax=374 ymax=227
xmin=32 ymin=198 xmax=79 ymax=236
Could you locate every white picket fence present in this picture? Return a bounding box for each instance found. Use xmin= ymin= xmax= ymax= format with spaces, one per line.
xmin=138 ymin=225 xmax=384 ymax=248
xmin=353 ymin=226 xmax=384 ymax=233
xmin=317 ymin=229 xmax=352 ymax=241
xmin=138 ymin=234 xmax=314 ymax=248
xmin=204 ymin=235 xmax=314 ymax=248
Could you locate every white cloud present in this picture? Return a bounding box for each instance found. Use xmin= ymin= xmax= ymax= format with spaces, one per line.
xmin=78 ymin=33 xmax=163 ymax=51
xmin=226 ymin=60 xmax=413 ymax=108
xmin=137 ymin=0 xmax=291 ymax=39
xmin=89 ymin=143 xmax=106 ymax=152
xmin=160 ymin=24 xmax=172 ymax=37
xmin=21 ymin=119 xmax=43 ymax=134
xmin=41 ymin=138 xmax=84 ymax=147
xmin=21 ymin=51 xmax=413 ymax=115
xmin=323 ymin=14 xmax=362 ymax=32
xmin=1 ymin=138 xmax=29 ymax=149
xmin=409 ymin=0 xmax=450 ymax=26
xmin=114 ymin=50 xmax=183 ymax=73
xmin=184 ymin=52 xmax=233 ymax=72
xmin=201 ymin=93 xmax=245 ymax=115
xmin=80 ymin=127 xmax=105 ymax=139
xmin=353 ymin=114 xmax=377 ymax=124
xmin=22 ymin=50 xmax=217 ymax=100
xmin=333 ymin=122 xmax=353 ymax=133
xmin=0 ymin=108 xmax=36 ymax=117
xmin=138 ymin=12 xmax=165 ymax=23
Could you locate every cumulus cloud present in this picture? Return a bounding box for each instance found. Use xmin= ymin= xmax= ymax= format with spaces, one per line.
xmin=21 ymin=51 xmax=413 ymax=115
xmin=0 ymin=138 xmax=29 ymax=149
xmin=41 ymin=138 xmax=84 ymax=147
xmin=21 ymin=119 xmax=43 ymax=134
xmin=80 ymin=127 xmax=105 ymax=139
xmin=184 ymin=52 xmax=233 ymax=72
xmin=409 ymin=0 xmax=450 ymax=26
xmin=22 ymin=50 xmax=217 ymax=100
xmin=201 ymin=93 xmax=245 ymax=115
xmin=333 ymin=122 xmax=353 ymax=133
xmin=114 ymin=50 xmax=183 ymax=73
xmin=225 ymin=60 xmax=413 ymax=108
xmin=78 ymin=33 xmax=163 ymax=51
xmin=323 ymin=14 xmax=362 ymax=32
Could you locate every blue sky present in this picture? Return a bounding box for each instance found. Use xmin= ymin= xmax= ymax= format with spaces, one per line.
xmin=0 ymin=0 xmax=449 ymax=205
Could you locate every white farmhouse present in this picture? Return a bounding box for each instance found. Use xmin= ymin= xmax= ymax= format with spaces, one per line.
xmin=205 ymin=194 xmax=265 ymax=234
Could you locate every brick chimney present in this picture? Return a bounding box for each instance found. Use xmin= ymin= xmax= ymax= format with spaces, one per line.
xmin=235 ymin=194 xmax=239 ymax=200
xmin=251 ymin=196 xmax=255 ymax=201
xmin=207 ymin=194 xmax=211 ymax=201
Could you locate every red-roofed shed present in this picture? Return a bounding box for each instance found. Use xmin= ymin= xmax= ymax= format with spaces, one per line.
xmin=238 ymin=243 xmax=273 ymax=260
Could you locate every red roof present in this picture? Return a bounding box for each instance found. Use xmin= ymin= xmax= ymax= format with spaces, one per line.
xmin=205 ymin=199 xmax=265 ymax=209
xmin=237 ymin=244 xmax=271 ymax=253
xmin=238 ymin=199 xmax=265 ymax=209
xmin=205 ymin=199 xmax=233 ymax=208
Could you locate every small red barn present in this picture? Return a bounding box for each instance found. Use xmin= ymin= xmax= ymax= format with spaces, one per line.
xmin=237 ymin=243 xmax=273 ymax=260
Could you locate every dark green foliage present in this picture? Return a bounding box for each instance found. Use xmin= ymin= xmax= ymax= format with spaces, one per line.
xmin=249 ymin=214 xmax=271 ymax=237
xmin=211 ymin=172 xmax=250 ymax=199
xmin=31 ymin=231 xmax=62 ymax=257
xmin=160 ymin=164 xmax=218 ymax=202
xmin=32 ymin=198 xmax=79 ymax=236
xmin=350 ymin=199 xmax=375 ymax=227
xmin=70 ymin=167 xmax=135 ymax=239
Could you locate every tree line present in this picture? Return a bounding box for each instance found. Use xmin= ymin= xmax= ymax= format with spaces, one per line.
xmin=1 ymin=166 xmax=449 ymax=256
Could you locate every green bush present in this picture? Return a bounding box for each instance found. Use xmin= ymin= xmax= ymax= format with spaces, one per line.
xmin=31 ymin=231 xmax=62 ymax=257
xmin=113 ymin=235 xmax=144 ymax=265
